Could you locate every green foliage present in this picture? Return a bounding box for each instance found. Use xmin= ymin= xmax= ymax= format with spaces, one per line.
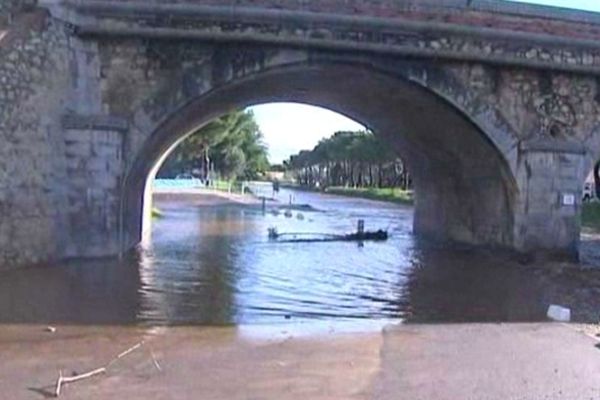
xmin=221 ymin=147 xmax=246 ymax=180
xmin=151 ymin=207 xmax=164 ymax=219
xmin=158 ymin=110 xmax=269 ymax=180
xmin=582 ymin=202 xmax=600 ymax=231
xmin=285 ymin=130 xmax=410 ymax=190
xmin=325 ymin=187 xmax=413 ymax=205
xmin=269 ymin=164 xmax=286 ymax=172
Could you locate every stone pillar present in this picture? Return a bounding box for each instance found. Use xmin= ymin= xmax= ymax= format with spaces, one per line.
xmin=62 ymin=115 xmax=127 ymax=259
xmin=413 ymin=161 xmax=516 ymax=249
xmin=513 ymin=139 xmax=587 ymax=260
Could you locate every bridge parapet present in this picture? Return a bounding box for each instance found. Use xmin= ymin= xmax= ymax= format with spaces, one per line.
xmin=43 ymin=0 xmax=600 ymax=76
xmin=45 ymin=0 xmax=600 ymax=26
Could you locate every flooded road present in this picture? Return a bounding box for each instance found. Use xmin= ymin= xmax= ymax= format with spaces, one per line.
xmin=1 ymin=188 xmax=600 ymax=327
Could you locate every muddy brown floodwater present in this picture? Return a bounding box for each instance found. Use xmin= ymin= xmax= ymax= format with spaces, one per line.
xmin=4 ymin=189 xmax=600 ymax=399
xmin=1 ymin=188 xmax=600 ymax=327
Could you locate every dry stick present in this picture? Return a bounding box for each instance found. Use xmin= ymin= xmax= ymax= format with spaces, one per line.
xmin=117 ymin=341 xmax=145 ymax=359
xmin=54 ymin=367 xmax=107 ymax=397
xmin=150 ymin=349 xmax=162 ymax=372
xmin=54 ymin=370 xmax=62 ymax=398
xmin=54 ymin=341 xmax=144 ymax=397
xmin=107 ymin=341 xmax=145 ymax=367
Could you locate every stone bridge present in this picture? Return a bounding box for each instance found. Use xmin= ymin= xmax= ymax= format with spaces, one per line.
xmin=2 ymin=0 xmax=600 ymax=268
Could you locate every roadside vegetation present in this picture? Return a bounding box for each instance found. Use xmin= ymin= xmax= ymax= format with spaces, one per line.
xmin=325 ymin=187 xmax=413 ymax=205
xmin=158 ymin=110 xmax=269 ymax=181
xmin=284 ymin=130 xmax=412 ymax=204
xmin=583 ymin=162 xmax=600 ymax=231
xmin=158 ymin=118 xmax=413 ymax=205
xmin=151 ymin=207 xmax=164 ymax=218
xmin=285 ymin=130 xmax=411 ymax=190
xmin=210 ymin=179 xmax=247 ymax=193
xmin=582 ymin=202 xmax=600 ymax=231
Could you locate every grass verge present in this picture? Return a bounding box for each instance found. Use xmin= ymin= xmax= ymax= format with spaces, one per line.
xmin=582 ymin=202 xmax=600 ymax=231
xmin=324 ymin=187 xmax=413 ymax=205
xmin=151 ymin=207 xmax=164 ymax=218
xmin=212 ymin=180 xmax=245 ymax=193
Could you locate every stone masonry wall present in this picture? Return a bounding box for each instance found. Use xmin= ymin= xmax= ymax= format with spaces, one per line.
xmin=1 ymin=0 xmax=25 ymax=25
xmin=0 ymin=12 xmax=72 ymax=269
xmin=91 ymin=37 xmax=597 ymax=257
xmin=515 ymin=151 xmax=585 ymax=254
xmin=423 ymin=64 xmax=599 ymax=254
xmin=2 ymin=0 xmax=599 ymax=266
xmin=63 ymin=128 xmax=123 ymax=258
xmin=91 ymin=0 xmax=600 ymax=41
xmin=49 ymin=26 xmax=600 ymax=260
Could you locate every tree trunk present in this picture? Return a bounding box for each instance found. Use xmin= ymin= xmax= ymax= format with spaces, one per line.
xmin=595 ymin=161 xmax=600 ymax=198
xmin=203 ymin=147 xmax=210 ymax=181
xmin=357 ymin=163 xmax=363 ymax=187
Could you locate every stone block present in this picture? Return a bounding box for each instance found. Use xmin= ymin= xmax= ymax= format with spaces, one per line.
xmin=93 ymin=173 xmax=119 ymax=189
xmin=65 ymin=140 xmax=92 ymax=157
xmin=92 ymin=142 xmax=121 ymax=160
xmin=86 ymin=157 xmax=109 ymax=172
xmin=64 ymin=129 xmax=91 ymax=143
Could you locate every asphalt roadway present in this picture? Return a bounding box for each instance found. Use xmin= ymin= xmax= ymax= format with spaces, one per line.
xmin=374 ymin=323 xmax=600 ymax=400
xmin=1 ymin=323 xmax=599 ymax=399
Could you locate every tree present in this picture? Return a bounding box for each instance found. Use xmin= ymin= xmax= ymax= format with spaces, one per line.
xmin=221 ymin=147 xmax=246 ymax=180
xmin=594 ymin=160 xmax=600 ymax=198
xmin=158 ymin=110 xmax=269 ymax=181
xmin=284 ymin=130 xmax=409 ymax=190
xmin=270 ymin=164 xmax=286 ymax=172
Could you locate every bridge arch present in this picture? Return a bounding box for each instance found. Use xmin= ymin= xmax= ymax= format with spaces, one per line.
xmin=120 ymin=60 xmax=518 ymax=253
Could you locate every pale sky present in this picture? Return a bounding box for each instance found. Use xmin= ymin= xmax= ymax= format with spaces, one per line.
xmin=249 ymin=103 xmax=364 ymax=164
xmin=510 ymin=0 xmax=600 ymax=11
xmin=250 ymin=0 xmax=600 ymax=164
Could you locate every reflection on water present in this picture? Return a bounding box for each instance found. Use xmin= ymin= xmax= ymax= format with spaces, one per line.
xmin=1 ymin=189 xmax=600 ymax=326
xmin=140 ymin=189 xmax=412 ymax=325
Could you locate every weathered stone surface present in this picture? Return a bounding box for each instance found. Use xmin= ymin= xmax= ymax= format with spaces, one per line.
xmin=0 ymin=8 xmax=72 ymax=269
xmin=4 ymin=1 xmax=600 ymax=268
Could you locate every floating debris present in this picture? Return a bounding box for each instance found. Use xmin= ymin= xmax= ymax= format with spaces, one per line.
xmin=52 ymin=341 xmax=147 ymax=397
xmin=267 ymin=220 xmax=388 ymax=243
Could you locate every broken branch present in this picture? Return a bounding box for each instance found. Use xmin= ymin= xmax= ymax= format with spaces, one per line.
xmin=106 ymin=341 xmax=145 ymax=368
xmin=53 ymin=341 xmax=145 ymax=397
xmin=150 ymin=349 xmax=162 ymax=372
xmin=115 ymin=341 xmax=144 ymax=361
xmin=54 ymin=367 xmax=106 ymax=397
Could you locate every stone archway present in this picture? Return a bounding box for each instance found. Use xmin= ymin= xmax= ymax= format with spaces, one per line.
xmin=121 ymin=61 xmax=518 ymax=254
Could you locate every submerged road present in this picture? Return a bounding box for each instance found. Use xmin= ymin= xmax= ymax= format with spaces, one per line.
xmin=2 ymin=189 xmax=600 ymax=398
xmin=3 ymin=188 xmax=600 ymax=326
xmin=2 ymin=323 xmax=600 ymax=399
